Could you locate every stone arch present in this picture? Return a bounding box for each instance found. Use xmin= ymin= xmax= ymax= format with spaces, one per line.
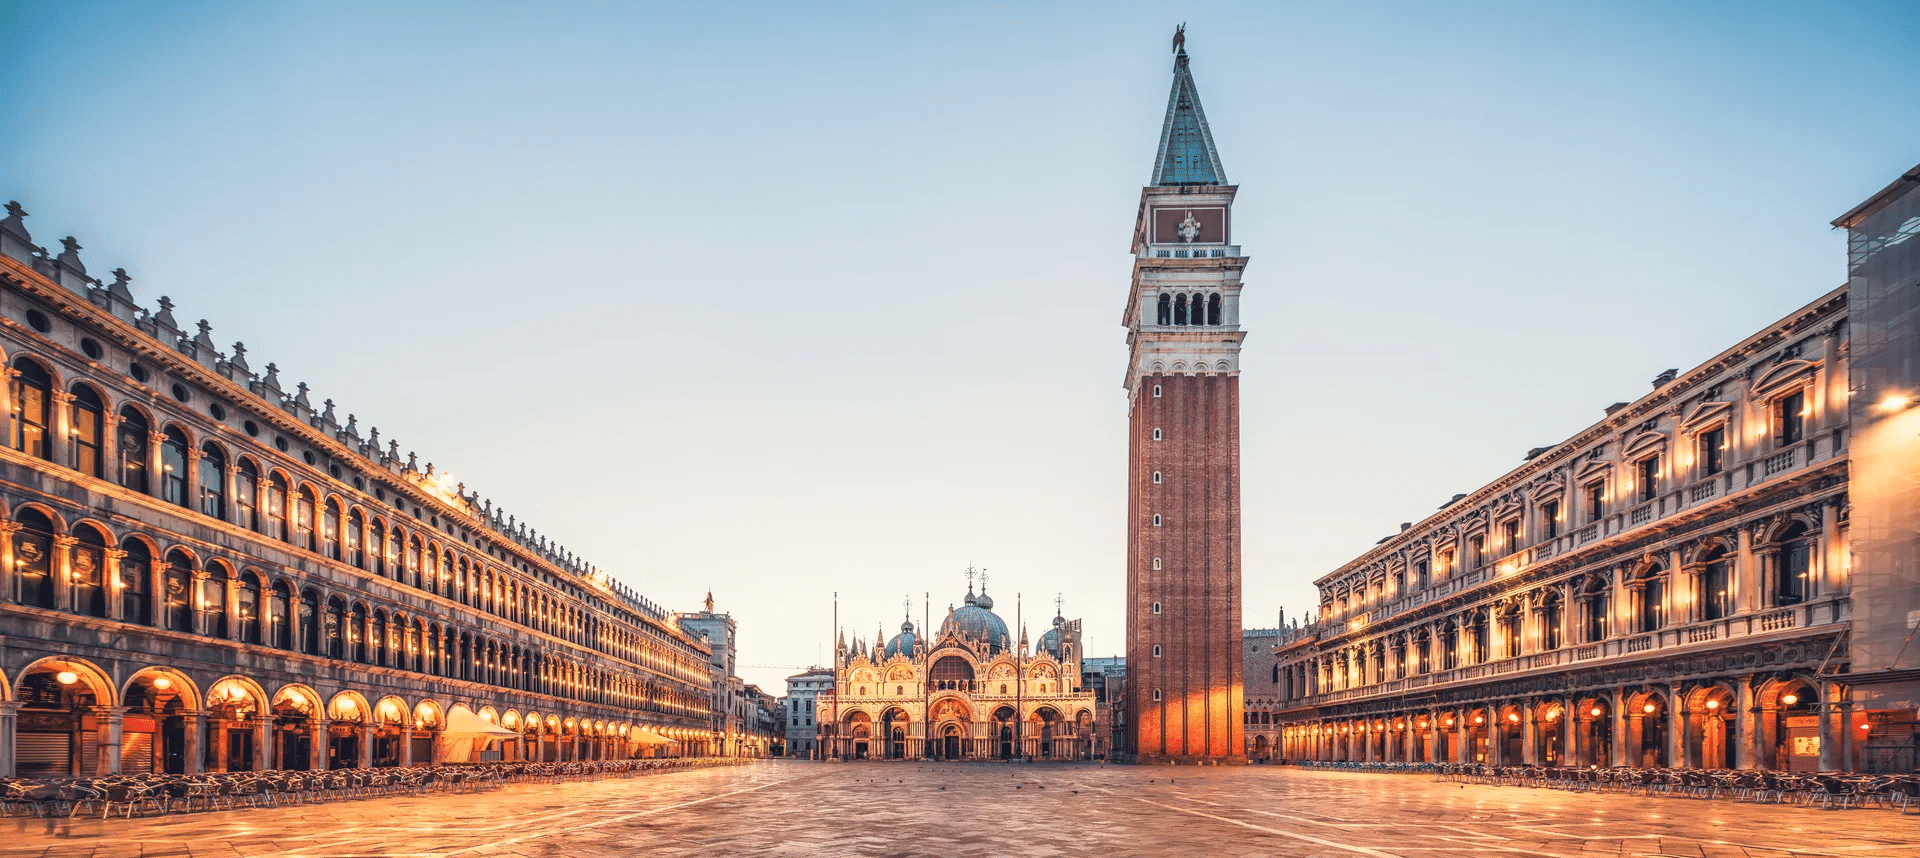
xmin=206 ymin=675 xmax=270 ymax=714
xmin=413 ymin=698 xmax=445 ymax=730
xmin=328 ymin=689 xmax=371 ymax=723
xmin=272 ymin=683 xmax=323 ymax=719
xmin=121 ymin=665 xmax=202 ymax=712
xmin=373 ymin=695 xmax=410 ymax=726
xmin=16 ymin=655 xmax=116 ymax=707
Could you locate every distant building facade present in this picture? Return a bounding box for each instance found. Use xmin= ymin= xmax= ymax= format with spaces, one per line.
xmin=783 ymin=667 xmax=831 ymax=759
xmin=821 ymin=585 xmax=1100 ymax=761
xmin=1266 ymin=165 xmax=1920 ymax=773
xmin=677 ymin=593 xmax=769 ymax=757
xmin=1240 ymin=627 xmax=1281 ymax=761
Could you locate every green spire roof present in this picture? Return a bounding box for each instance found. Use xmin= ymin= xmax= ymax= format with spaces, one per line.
xmin=1152 ymin=50 xmax=1227 ymax=186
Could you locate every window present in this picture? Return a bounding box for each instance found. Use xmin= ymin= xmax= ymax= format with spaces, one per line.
xmin=1585 ymin=481 xmax=1604 ymax=522
xmin=1502 ymin=519 xmax=1520 ymax=554
xmin=1636 ymin=456 xmax=1659 ymax=502
xmin=12 ymin=509 xmax=54 ymax=609
xmin=1582 ymin=587 xmax=1608 ymax=642
xmin=1541 ymin=599 xmax=1562 ymax=650
xmin=118 ymin=408 xmax=147 ymax=495
xmin=1700 ymin=547 xmax=1732 ymax=621
xmin=160 ymin=427 xmax=190 ymax=508
xmin=67 ymin=528 xmax=106 ymax=617
xmin=1468 ymin=535 xmax=1484 ymax=569
xmin=1777 ymin=391 xmax=1806 ymax=445
xmin=1699 ymin=426 xmax=1725 ymax=476
xmin=24 ymin=309 xmax=49 ymax=332
xmin=1151 ymin=471 xmax=1162 ymax=484
xmin=1152 ymin=384 xmax=1162 ymax=398
xmin=1156 ymin=294 xmax=1171 ymax=325
xmin=235 ymin=461 xmax=260 ymax=531
xmin=1774 ymin=523 xmax=1811 ymax=606
xmin=9 ymin=357 xmax=51 ymax=459
xmin=347 ymin=511 xmax=365 ymax=568
xmin=1638 ymin=569 xmax=1666 ymax=632
xmin=1173 ymin=294 xmax=1188 ymax=326
xmin=1151 ymin=557 xmax=1161 ymax=570
xmin=1413 ymin=560 xmax=1429 ymax=590
xmin=1152 ymin=601 xmax=1162 ymax=614
xmin=1152 ymin=514 xmax=1162 ymax=526
xmin=120 ymin=538 xmax=151 ymax=625
xmin=1542 ymin=500 xmax=1560 ymax=538
xmin=295 ymin=489 xmax=317 ymax=551
xmin=322 ymin=501 xmax=341 ymax=559
xmin=198 ymin=443 xmax=226 ymax=520
xmin=1207 ymin=293 xmax=1222 ymax=325
xmin=1151 ymin=428 xmax=1162 ymax=441
xmin=68 ymin=385 xmax=103 ymax=477
xmin=265 ymin=474 xmax=290 ymax=541
xmin=1152 ymin=688 xmax=1162 ymax=701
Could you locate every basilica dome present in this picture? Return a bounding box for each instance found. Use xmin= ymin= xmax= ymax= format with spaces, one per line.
xmin=883 ymin=619 xmax=917 ymax=658
xmin=940 ymin=587 xmax=1011 ymax=653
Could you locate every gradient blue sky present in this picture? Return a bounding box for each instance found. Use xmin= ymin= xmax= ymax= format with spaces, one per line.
xmin=3 ymin=1 xmax=1916 ymax=693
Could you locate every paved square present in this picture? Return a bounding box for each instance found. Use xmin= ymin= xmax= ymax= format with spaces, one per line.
xmin=6 ymin=762 xmax=1918 ymax=858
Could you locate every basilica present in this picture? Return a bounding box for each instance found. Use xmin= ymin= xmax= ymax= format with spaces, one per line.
xmin=822 ymin=583 xmax=1100 ymax=761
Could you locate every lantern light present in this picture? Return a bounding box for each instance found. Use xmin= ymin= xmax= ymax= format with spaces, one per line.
xmin=1643 ymin=703 xmax=1657 ymax=714
xmin=1706 ymin=699 xmax=1719 ymax=710
xmin=1508 ymin=713 xmax=1520 ymax=723
xmin=152 ymin=676 xmax=172 ymax=690
xmin=1590 ymin=707 xmax=1602 ymax=717
xmin=1473 ymin=715 xmax=1483 ymax=725
xmin=55 ymin=670 xmax=78 ymax=685
xmin=1782 ymin=693 xmax=1799 ymax=706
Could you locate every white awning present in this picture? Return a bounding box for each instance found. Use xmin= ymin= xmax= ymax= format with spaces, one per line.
xmin=440 ymin=706 xmax=520 ymax=739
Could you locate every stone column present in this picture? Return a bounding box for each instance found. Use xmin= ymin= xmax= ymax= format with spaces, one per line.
xmin=0 ymin=701 xmax=15 ymax=777
xmin=50 ymin=534 xmax=76 ymax=613
xmin=104 ymin=549 xmax=124 ymax=621
xmin=1837 ymin=688 xmax=1855 ymax=772
xmin=1611 ymin=689 xmax=1630 ymax=767
xmin=0 ymin=522 xmax=17 ymax=607
xmin=400 ymin=727 xmax=414 ymax=767
xmin=1455 ymin=716 xmax=1469 ymax=764
xmin=99 ymin=412 xmax=120 ymax=486
xmin=0 ymin=367 xmax=16 ymax=462
xmin=254 ymin=719 xmax=269 ymax=772
xmin=359 ymin=725 xmax=373 ymax=769
xmin=1736 ymin=525 xmax=1757 ymax=615
xmin=190 ymin=572 xmax=209 ymax=636
xmin=145 ymin=430 xmax=165 ymax=500
xmin=1521 ymin=704 xmax=1537 ymax=765
xmin=1560 ymin=700 xmax=1575 ymax=766
xmin=47 ymin=389 xmax=72 ymax=468
xmin=1670 ymin=698 xmax=1690 ymax=769
xmin=1816 ymin=682 xmax=1839 ymax=772
xmin=186 ymin=712 xmax=207 ymax=774
xmin=1821 ymin=501 xmax=1843 ymax=596
xmin=101 ymin=706 xmax=125 ymax=775
xmin=1736 ymin=677 xmax=1757 ymax=769
xmin=225 ymin=574 xmax=241 ymax=641
xmin=311 ymin=720 xmax=327 ymax=771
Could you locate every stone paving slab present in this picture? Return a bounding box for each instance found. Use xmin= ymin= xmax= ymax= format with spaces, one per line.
xmin=3 ymin=762 xmax=1918 ymax=857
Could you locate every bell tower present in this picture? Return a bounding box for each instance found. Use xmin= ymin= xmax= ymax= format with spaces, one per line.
xmin=1123 ymin=35 xmax=1246 ymax=764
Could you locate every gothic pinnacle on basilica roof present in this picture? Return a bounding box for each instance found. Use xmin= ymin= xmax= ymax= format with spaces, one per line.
xmin=1152 ymin=28 xmax=1227 ymax=187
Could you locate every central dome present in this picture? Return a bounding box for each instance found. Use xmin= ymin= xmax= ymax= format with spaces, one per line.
xmin=884 ymin=619 xmax=917 ymax=658
xmin=941 ymin=588 xmax=1011 ymax=653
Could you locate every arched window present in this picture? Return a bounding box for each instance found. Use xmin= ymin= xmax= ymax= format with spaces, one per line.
xmin=1540 ymin=596 xmax=1563 ymax=650
xmin=1699 ymin=546 xmax=1732 ymax=621
xmin=1774 ymin=522 xmax=1811 ymax=606
xmin=198 ymin=443 xmax=227 ymax=520
xmin=160 ymin=426 xmax=190 ymax=508
xmin=1156 ymin=293 xmax=1171 ymax=325
xmin=1173 ymin=293 xmax=1189 ymax=326
xmin=349 ymin=603 xmax=368 ymax=662
xmin=1581 ymin=580 xmax=1609 ymax=643
xmin=1207 ymin=293 xmax=1222 ymax=325
xmin=235 ymin=460 xmax=259 ymax=532
xmin=325 ymin=597 xmax=346 ymax=659
xmin=117 ymin=406 xmax=149 ymax=492
xmin=295 ymin=488 xmax=317 ymax=552
xmin=298 ymin=588 xmax=322 ymax=655
xmin=346 ymin=510 xmax=364 ymax=568
xmin=70 ymin=525 xmax=108 ymax=618
xmin=372 ymin=520 xmax=389 ymax=576
xmin=265 ymin=473 xmax=289 ymax=541
xmin=269 ymin=581 xmax=292 ymax=649
xmin=371 ymin=611 xmax=388 ymax=667
xmin=68 ymin=384 xmax=104 ymax=477
xmin=321 ymin=500 xmax=341 ymax=560
xmin=9 ymin=357 xmax=52 ymax=459
xmin=10 ymin=508 xmax=55 ymax=608
xmin=1637 ymin=565 xmax=1666 ymax=633
xmin=163 ymin=550 xmax=194 ymax=633
xmin=440 ymin=550 xmax=454 ymax=597
xmin=120 ymin=538 xmax=152 ymax=625
xmin=238 ymin=572 xmax=264 ymax=644
xmin=201 ymin=562 xmax=230 ymax=639
xmin=406 ymin=537 xmax=422 ymax=589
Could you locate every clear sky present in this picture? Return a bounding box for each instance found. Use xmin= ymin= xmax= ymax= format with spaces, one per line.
xmin=3 ymin=1 xmax=1916 ymax=694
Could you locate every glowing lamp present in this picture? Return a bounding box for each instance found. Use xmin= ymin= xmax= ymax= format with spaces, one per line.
xmin=1508 ymin=713 xmax=1520 ymax=723
xmin=152 ymin=676 xmax=172 ymax=690
xmin=1782 ymin=694 xmax=1799 ymax=706
xmin=1590 ymin=707 xmax=1602 ymax=717
xmin=340 ymin=698 xmax=357 ymax=713
xmin=1444 ymin=718 xmax=1455 ymax=727
xmin=55 ymin=670 xmax=78 ymax=685
xmin=1473 ymin=715 xmax=1483 ymax=725
xmin=1643 ymin=703 xmax=1657 ymax=714
xmin=1705 ymin=699 xmax=1719 ymax=710
xmin=1877 ymin=394 xmax=1912 ymax=413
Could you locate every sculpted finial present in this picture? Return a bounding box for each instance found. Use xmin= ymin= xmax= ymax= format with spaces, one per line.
xmin=1172 ymin=23 xmax=1186 ymax=55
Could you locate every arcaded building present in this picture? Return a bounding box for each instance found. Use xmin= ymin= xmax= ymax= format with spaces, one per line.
xmin=0 ymin=203 xmax=718 ymax=777
xmin=821 ymin=584 xmax=1099 ymax=761
xmin=1268 ymin=165 xmax=1920 ymax=774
